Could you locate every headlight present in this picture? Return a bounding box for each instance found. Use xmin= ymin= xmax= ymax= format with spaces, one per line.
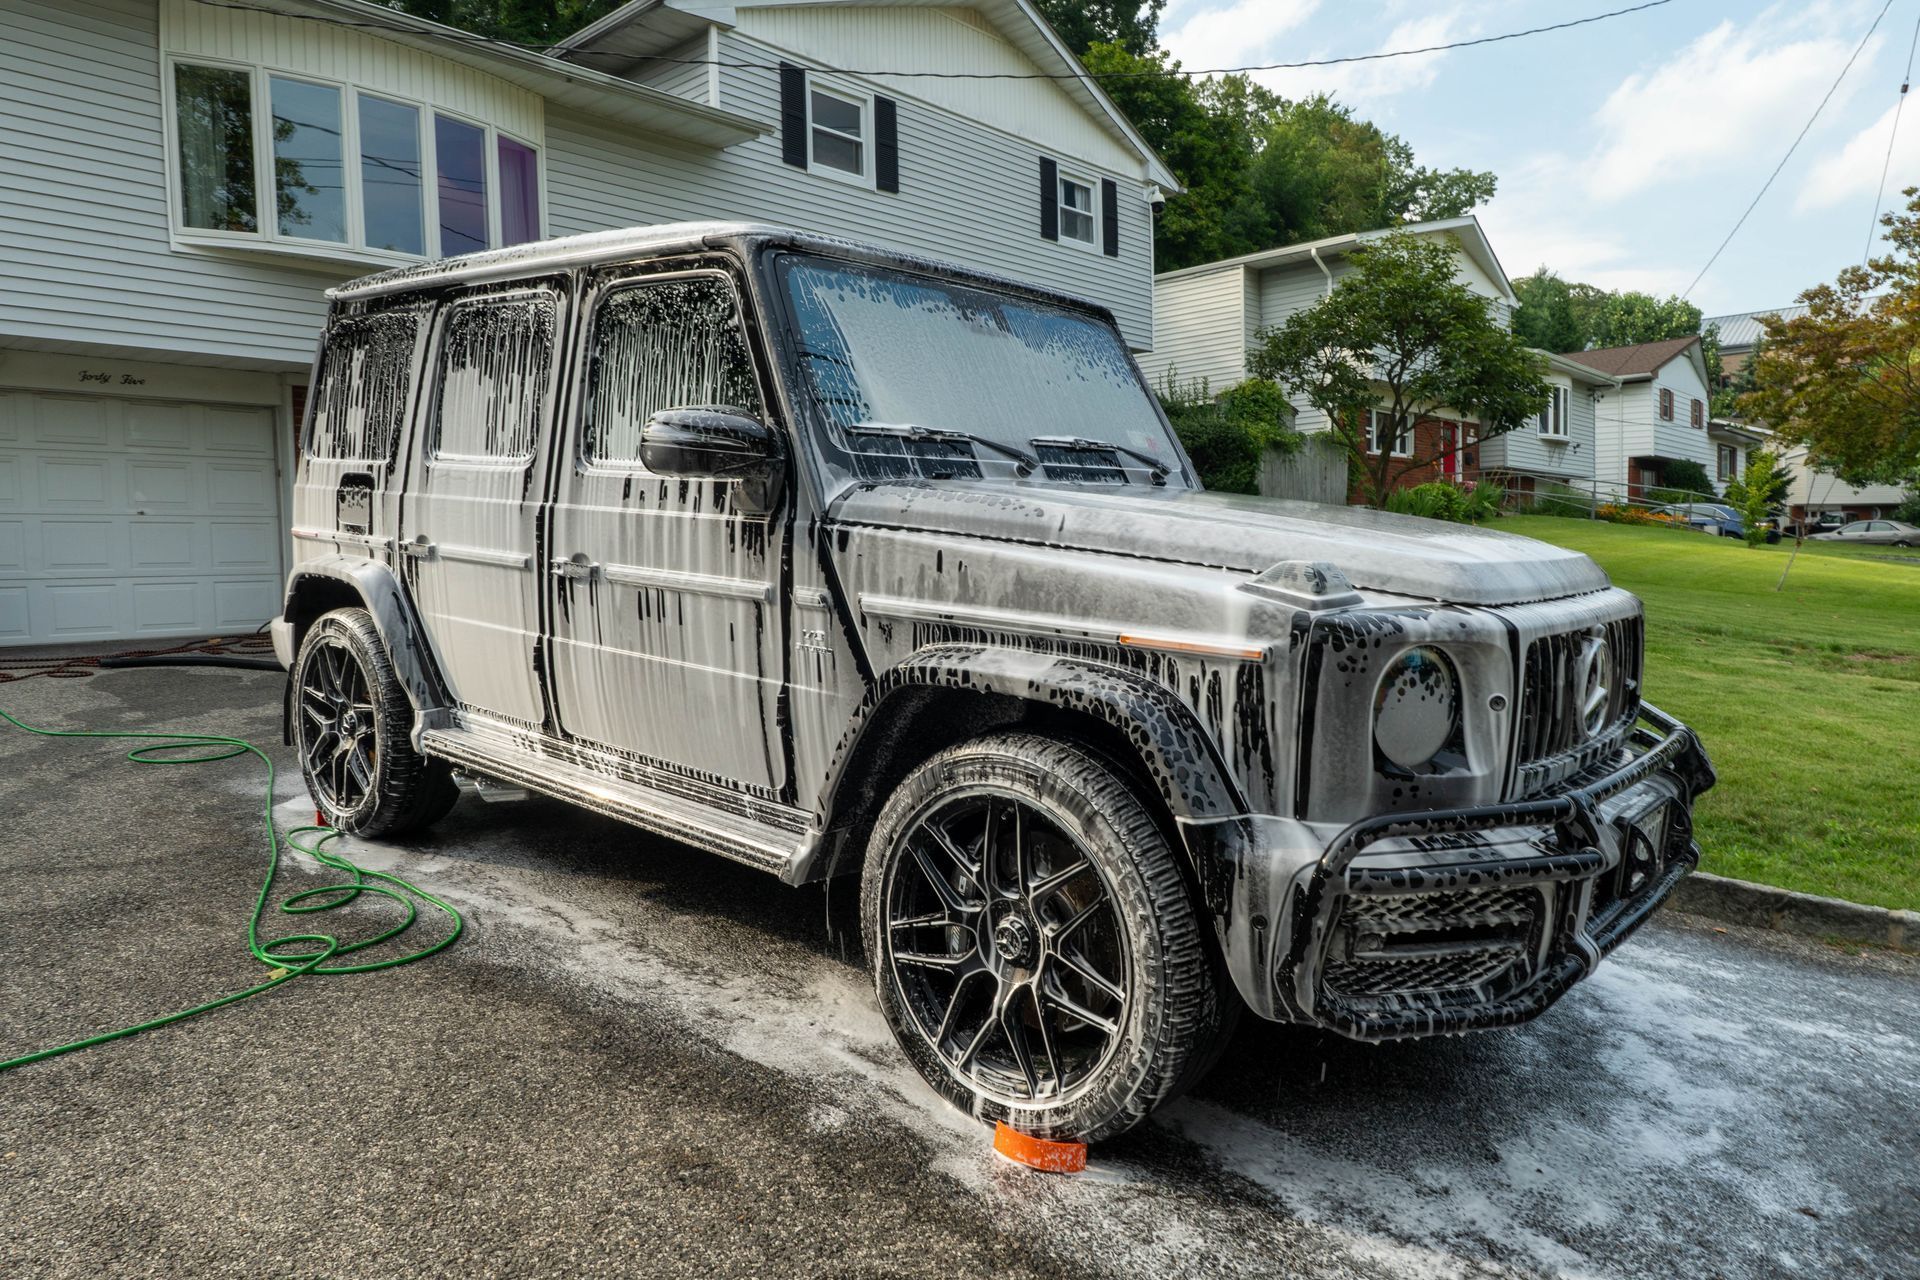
xmin=1374 ymin=646 xmax=1458 ymax=770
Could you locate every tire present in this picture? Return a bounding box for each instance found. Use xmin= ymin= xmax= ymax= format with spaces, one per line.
xmin=861 ymin=733 xmax=1224 ymax=1143
xmin=292 ymin=607 xmax=458 ymax=837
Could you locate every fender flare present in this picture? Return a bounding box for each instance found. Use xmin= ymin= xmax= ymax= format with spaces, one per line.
xmin=282 ymin=556 xmax=450 ymax=723
xmin=799 ymin=644 xmax=1248 ymax=893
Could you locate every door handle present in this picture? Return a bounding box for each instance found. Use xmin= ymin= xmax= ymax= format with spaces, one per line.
xmin=551 ymin=553 xmax=600 ymax=580
xmin=400 ymin=534 xmax=436 ymax=559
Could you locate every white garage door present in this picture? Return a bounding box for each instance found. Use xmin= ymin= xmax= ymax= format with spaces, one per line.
xmin=0 ymin=388 xmax=284 ymax=647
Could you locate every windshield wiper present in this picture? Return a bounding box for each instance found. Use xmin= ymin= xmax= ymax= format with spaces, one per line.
xmin=1029 ymin=435 xmax=1173 ymax=485
xmin=843 ymin=423 xmax=1037 ymax=477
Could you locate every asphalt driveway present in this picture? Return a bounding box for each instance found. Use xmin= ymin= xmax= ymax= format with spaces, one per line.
xmin=3 ymin=665 xmax=1917 ymax=1279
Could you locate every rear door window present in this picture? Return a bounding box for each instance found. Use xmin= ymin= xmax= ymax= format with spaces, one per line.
xmin=429 ymin=288 xmax=561 ymax=464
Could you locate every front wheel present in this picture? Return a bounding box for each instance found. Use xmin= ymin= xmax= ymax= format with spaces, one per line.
xmin=292 ymin=607 xmax=457 ymax=837
xmin=861 ymin=734 xmax=1224 ymax=1143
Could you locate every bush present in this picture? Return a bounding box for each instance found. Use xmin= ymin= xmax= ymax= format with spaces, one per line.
xmin=1157 ymin=374 xmax=1301 ymax=493
xmin=1524 ymin=480 xmax=1592 ymax=518
xmin=1382 ymin=480 xmax=1506 ymax=524
xmin=1655 ymin=458 xmax=1716 ymax=501
xmin=1893 ymin=493 xmax=1920 ymax=524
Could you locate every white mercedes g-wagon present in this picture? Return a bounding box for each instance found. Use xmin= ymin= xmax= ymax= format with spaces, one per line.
xmin=273 ymin=223 xmax=1715 ymax=1142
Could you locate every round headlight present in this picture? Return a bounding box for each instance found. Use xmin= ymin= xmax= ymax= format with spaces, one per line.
xmin=1374 ymin=646 xmax=1458 ymax=770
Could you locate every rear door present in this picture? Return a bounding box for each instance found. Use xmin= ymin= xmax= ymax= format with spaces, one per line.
xmin=544 ymin=264 xmax=789 ymax=794
xmin=395 ymin=282 xmax=567 ymax=731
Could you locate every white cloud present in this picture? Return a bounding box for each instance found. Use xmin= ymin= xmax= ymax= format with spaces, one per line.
xmin=1586 ymin=10 xmax=1880 ymax=201
xmin=1158 ymin=0 xmax=1321 ymax=75
xmin=1798 ymin=97 xmax=1920 ymax=213
xmin=1245 ymin=10 xmax=1469 ymax=108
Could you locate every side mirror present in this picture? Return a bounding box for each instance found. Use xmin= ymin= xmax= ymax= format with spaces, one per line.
xmin=640 ymin=407 xmax=785 ymax=512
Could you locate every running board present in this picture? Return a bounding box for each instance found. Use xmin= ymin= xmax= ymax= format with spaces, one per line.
xmin=420 ymin=728 xmax=810 ymax=877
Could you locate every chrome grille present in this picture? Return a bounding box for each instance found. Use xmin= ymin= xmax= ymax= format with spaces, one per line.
xmin=1513 ymin=615 xmax=1643 ymax=791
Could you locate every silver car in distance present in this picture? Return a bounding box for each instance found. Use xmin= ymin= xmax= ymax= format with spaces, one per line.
xmin=271 ymin=223 xmax=1715 ymax=1143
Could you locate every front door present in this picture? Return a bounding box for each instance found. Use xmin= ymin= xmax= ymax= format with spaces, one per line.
xmin=396 ymin=282 xmax=567 ymax=730
xmin=545 ymin=265 xmax=788 ymax=795
xmin=1439 ymin=423 xmax=1461 ymax=480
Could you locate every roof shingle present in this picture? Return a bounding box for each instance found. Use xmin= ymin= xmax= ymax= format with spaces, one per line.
xmin=1556 ymin=335 xmax=1700 ymax=378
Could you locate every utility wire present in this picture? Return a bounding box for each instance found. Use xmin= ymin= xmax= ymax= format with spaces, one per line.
xmin=189 ymin=0 xmax=1675 ymax=82
xmin=1863 ymin=8 xmax=1920 ymax=265
xmin=1684 ymin=0 xmax=1893 ymax=301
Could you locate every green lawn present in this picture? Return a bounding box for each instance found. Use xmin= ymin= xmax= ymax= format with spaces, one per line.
xmin=1498 ymin=516 xmax=1919 ymax=911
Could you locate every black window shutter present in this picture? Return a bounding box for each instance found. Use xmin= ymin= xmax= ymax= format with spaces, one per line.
xmin=1039 ymin=157 xmax=1058 ymax=240
xmin=1101 ymin=178 xmax=1119 ymax=256
xmin=875 ymin=96 xmax=899 ymax=193
xmin=779 ymin=63 xmax=808 ymax=168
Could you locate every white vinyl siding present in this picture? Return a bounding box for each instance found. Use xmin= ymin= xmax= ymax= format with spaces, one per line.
xmin=1588 ymin=360 xmax=1716 ymax=497
xmin=1135 ymin=267 xmax=1248 ymax=392
xmin=1478 ymin=379 xmax=1595 ymax=480
xmin=544 ymin=32 xmax=1156 ymax=348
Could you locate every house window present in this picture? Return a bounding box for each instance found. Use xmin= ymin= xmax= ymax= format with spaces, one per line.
xmin=431 ymin=290 xmax=559 ymax=463
xmin=435 ymin=115 xmax=489 ymax=256
xmin=359 ymin=94 xmax=424 ymax=255
xmin=167 ymin=58 xmax=542 ymax=262
xmin=1659 ymin=387 xmax=1674 ymax=420
xmin=1058 ymin=174 xmax=1097 ymax=245
xmin=808 ymin=85 xmax=867 ymax=180
xmin=1690 ymin=398 xmax=1704 ymax=428
xmin=1716 ymin=444 xmax=1738 ymax=481
xmin=1537 ymin=385 xmax=1570 ymax=439
xmin=1368 ymin=409 xmax=1411 ymax=458
xmin=270 ymin=77 xmax=346 ymax=242
xmin=174 ymin=64 xmax=258 ymax=233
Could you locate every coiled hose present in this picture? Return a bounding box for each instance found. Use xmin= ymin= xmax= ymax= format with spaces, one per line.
xmin=0 ymin=691 xmax=462 ymax=1073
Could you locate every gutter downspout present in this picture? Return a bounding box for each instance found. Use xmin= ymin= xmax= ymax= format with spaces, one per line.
xmin=1309 ymin=246 xmax=1334 ymax=297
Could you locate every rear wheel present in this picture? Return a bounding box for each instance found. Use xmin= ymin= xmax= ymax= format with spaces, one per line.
xmin=292 ymin=607 xmax=457 ymax=837
xmin=861 ymin=733 xmax=1224 ymax=1143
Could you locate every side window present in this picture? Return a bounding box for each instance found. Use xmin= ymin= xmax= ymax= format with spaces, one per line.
xmin=430 ymin=289 xmax=559 ymax=463
xmin=581 ymin=275 xmax=763 ymax=468
xmin=307 ymin=309 xmax=421 ymax=462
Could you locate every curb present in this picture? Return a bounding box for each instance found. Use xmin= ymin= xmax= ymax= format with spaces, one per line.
xmin=1670 ymin=871 xmax=1917 ymax=952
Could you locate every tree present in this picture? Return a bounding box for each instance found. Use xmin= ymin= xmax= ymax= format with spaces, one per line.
xmin=1249 ymin=232 xmax=1549 ymax=503
xmin=387 ymin=0 xmax=622 ymax=47
xmin=1033 ymin=0 xmax=1164 ymax=56
xmin=1724 ymin=448 xmax=1792 ymax=547
xmin=1511 ymin=271 xmax=1585 ymax=353
xmin=1742 ymin=187 xmax=1920 ymax=487
xmin=1511 ymin=271 xmax=1708 ymax=351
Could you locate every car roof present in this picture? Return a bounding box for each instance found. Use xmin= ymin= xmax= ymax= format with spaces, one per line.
xmin=325 ymin=221 xmax=1116 ymax=324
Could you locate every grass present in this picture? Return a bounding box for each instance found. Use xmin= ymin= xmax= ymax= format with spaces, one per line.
xmin=1498 ymin=516 xmax=1919 ymax=911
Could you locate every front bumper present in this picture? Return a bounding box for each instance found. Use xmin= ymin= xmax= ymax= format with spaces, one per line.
xmin=1183 ymin=703 xmax=1715 ymax=1037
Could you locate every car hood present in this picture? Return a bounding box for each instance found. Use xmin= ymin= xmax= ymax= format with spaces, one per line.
xmin=827 ymin=482 xmax=1612 ymax=607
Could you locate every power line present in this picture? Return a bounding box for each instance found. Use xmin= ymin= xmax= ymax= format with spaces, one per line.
xmin=1863 ymin=8 xmax=1920 ymax=265
xmin=1683 ymin=0 xmax=1893 ymax=301
xmin=188 ymin=0 xmax=1675 ymax=82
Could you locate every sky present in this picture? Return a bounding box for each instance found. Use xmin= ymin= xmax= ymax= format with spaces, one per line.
xmin=1155 ymin=0 xmax=1920 ymax=320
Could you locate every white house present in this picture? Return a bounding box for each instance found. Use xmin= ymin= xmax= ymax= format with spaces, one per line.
xmin=1562 ymin=336 xmax=1719 ymax=500
xmin=1139 ymin=216 xmax=1621 ymax=494
xmin=0 ymin=0 xmax=1175 ymax=646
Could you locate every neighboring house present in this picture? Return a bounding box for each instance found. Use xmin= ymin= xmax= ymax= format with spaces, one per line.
xmin=1705 ymin=304 xmax=1806 ymax=390
xmin=0 ymin=0 xmax=1174 ymax=646
xmin=1137 ymin=216 xmax=1524 ymax=491
xmin=1475 ymin=353 xmax=1616 ymax=498
xmin=1563 ymin=336 xmax=1718 ymax=499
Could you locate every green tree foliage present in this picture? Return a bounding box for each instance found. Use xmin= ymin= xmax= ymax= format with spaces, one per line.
xmin=1743 ymin=187 xmax=1920 ymax=488
xmin=1512 ymin=270 xmax=1710 ymax=351
xmin=1723 ymin=448 xmax=1791 ymax=547
xmin=1033 ymin=0 xmax=1164 ymax=57
xmin=1156 ymin=376 xmax=1300 ymax=493
xmin=1249 ymin=232 xmax=1549 ymax=504
xmin=1651 ymin=459 xmax=1715 ymax=501
xmin=387 ymin=0 xmax=623 ymax=48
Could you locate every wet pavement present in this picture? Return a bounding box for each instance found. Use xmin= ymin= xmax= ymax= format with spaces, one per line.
xmin=4 ymin=665 xmax=1917 ymax=1279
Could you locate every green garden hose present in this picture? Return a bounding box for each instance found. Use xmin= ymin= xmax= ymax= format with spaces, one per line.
xmin=0 ymin=698 xmax=462 ymax=1073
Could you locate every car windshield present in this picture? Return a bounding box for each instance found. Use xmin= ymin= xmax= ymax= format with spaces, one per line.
xmin=777 ymin=254 xmax=1183 ymax=483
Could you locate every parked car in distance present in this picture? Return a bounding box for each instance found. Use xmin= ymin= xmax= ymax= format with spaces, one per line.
xmin=272 ymin=223 xmax=1716 ymax=1143
xmin=1811 ymin=519 xmax=1920 ymax=546
xmin=1786 ymin=513 xmax=1848 ymax=538
xmin=1649 ymin=502 xmax=1780 ymax=543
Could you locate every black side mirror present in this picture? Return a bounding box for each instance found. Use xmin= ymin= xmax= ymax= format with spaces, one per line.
xmin=640 ymin=407 xmax=784 ymax=511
